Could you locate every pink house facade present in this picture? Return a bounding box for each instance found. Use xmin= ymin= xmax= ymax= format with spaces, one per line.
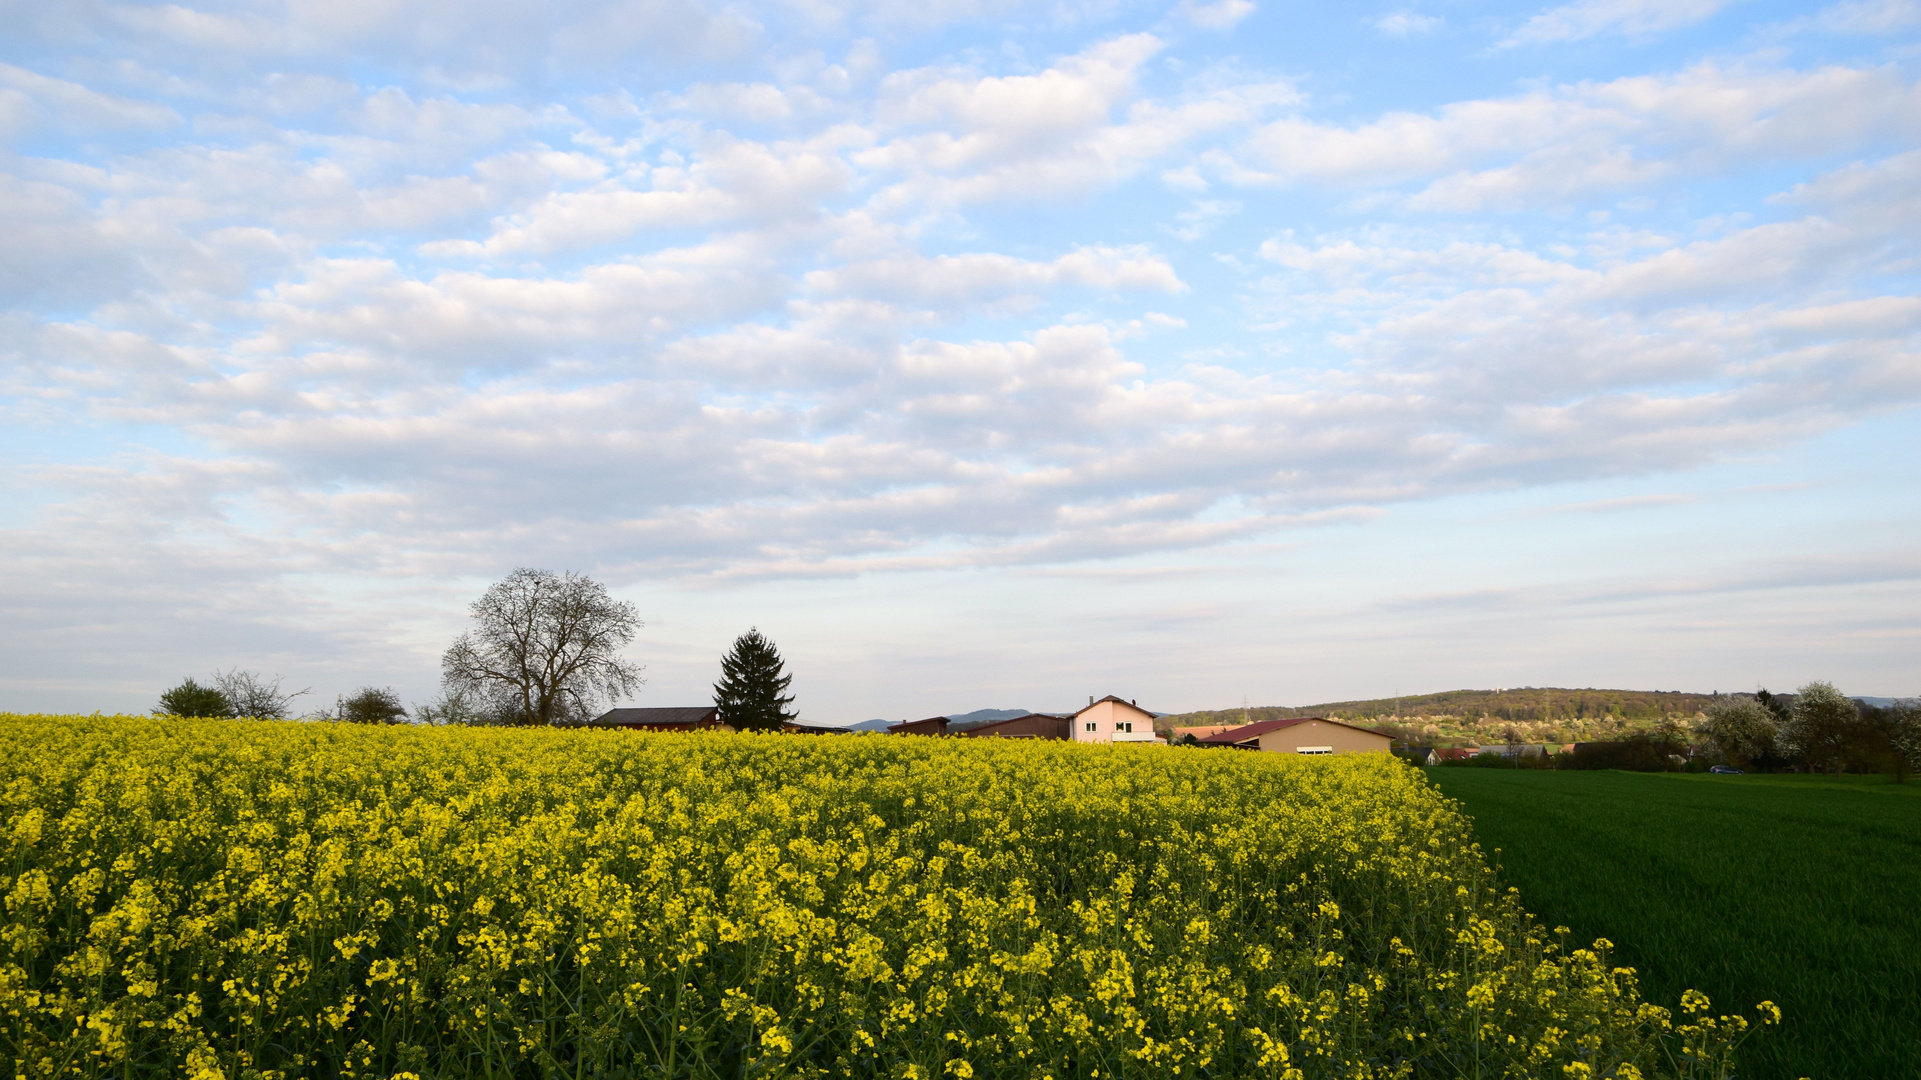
xmin=1072 ymin=695 xmax=1161 ymax=745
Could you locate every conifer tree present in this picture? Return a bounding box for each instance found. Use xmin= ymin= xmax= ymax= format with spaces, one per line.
xmin=713 ymin=628 xmax=796 ymax=731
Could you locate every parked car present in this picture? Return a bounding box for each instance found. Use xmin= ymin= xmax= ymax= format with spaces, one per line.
xmin=1709 ymin=765 xmax=1744 ymax=775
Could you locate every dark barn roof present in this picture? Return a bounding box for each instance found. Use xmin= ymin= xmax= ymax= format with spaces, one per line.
xmin=783 ymin=722 xmax=854 ymax=735
xmin=962 ymin=713 xmax=1071 ymax=740
xmin=887 ymin=716 xmax=950 ymax=736
xmin=589 ymin=706 xmax=721 ymax=728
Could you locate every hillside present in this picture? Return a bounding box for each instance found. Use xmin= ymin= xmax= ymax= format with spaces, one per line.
xmin=945 ymin=707 xmax=1034 ymax=730
xmin=1159 ymin=687 xmax=1725 ymax=747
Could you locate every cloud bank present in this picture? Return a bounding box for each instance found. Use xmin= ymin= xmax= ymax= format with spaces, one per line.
xmin=2 ymin=0 xmax=1918 ymax=709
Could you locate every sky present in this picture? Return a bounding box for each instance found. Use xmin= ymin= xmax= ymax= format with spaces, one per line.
xmin=2 ymin=0 xmax=1918 ymax=722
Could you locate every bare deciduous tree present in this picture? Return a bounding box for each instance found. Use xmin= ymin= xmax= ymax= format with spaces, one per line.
xmin=212 ymin=668 xmax=310 ymax=720
xmin=413 ymin=687 xmax=490 ymax=726
xmin=441 ymin=568 xmax=645 ymax=726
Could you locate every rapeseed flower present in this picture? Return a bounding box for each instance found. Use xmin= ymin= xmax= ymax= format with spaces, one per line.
xmin=0 ymin=715 xmax=1771 ymax=1078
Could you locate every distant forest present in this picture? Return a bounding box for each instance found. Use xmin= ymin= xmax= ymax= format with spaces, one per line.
xmin=1162 ymin=687 xmax=1722 ymax=728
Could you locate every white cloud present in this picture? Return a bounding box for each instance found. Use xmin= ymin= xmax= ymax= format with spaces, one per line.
xmin=1814 ymin=0 xmax=1921 ymax=33
xmin=90 ymin=0 xmax=764 ymax=82
xmin=0 ymin=62 xmax=180 ymax=132
xmin=1783 ymin=147 xmax=1921 ymax=234
xmin=1222 ymin=62 xmax=1921 ymax=207
xmin=1373 ymin=12 xmax=1442 ymax=36
xmin=237 ymin=246 xmax=791 ymax=368
xmin=1501 ymin=0 xmax=1738 ymax=46
xmin=678 ymin=81 xmax=836 ymax=123
xmin=1180 ymin=0 xmax=1258 ymax=30
xmin=433 ymin=137 xmax=854 ymax=256
xmin=3 ymin=0 xmax=1920 ymax=707
xmin=874 ymin=35 xmax=1165 ymax=167
xmin=0 ymin=175 xmax=151 ymax=305
xmin=803 ymin=245 xmax=1185 ymax=305
xmin=861 ymin=36 xmax=1294 ymax=208
xmin=1164 ymin=198 xmax=1241 ymax=239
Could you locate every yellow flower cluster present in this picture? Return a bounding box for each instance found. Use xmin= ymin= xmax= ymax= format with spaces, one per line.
xmin=1 ymin=715 xmax=1772 ymax=1078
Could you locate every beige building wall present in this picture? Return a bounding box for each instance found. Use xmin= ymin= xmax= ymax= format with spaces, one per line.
xmin=1255 ymin=719 xmax=1393 ymax=755
xmin=1073 ymin=698 xmax=1160 ymax=744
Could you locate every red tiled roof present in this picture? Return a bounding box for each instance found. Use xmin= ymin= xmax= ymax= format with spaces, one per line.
xmin=1195 ymin=717 xmax=1315 ymax=744
xmin=963 ymin=713 xmax=1070 ymax=739
xmin=1193 ymin=715 xmax=1396 ymax=746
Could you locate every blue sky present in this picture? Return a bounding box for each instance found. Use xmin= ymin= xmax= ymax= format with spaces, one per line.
xmin=2 ymin=0 xmax=1917 ymax=720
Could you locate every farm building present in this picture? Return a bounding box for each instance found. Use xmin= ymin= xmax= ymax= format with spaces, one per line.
xmin=1196 ymin=716 xmax=1393 ymax=755
xmin=1171 ymin=724 xmax=1237 ymax=742
xmin=960 ymin=696 xmax=1164 ymax=744
xmin=782 ymin=721 xmax=853 ymax=735
xmin=588 ymin=706 xmax=729 ymax=732
xmin=964 ymin=713 xmax=1072 ymax=740
xmin=888 ymin=716 xmax=950 ymax=736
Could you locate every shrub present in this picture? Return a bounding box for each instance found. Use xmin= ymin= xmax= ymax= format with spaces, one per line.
xmin=152 ymin=676 xmax=232 ymax=718
xmin=1563 ymin=728 xmax=1687 ymax=771
xmin=338 ymin=685 xmax=408 ymax=724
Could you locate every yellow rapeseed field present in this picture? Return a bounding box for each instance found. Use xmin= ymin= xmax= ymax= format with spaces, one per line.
xmin=2 ymin=715 xmax=1772 ymax=1079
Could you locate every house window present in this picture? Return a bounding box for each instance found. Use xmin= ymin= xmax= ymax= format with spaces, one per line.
xmin=1085 ymin=722 xmax=1096 ymax=732
xmin=1119 ymin=722 xmax=1133 ymax=733
xmin=1296 ymin=746 xmax=1333 ymax=755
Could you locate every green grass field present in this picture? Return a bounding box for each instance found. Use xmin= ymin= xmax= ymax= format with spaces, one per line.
xmin=1427 ymin=769 xmax=1921 ymax=1080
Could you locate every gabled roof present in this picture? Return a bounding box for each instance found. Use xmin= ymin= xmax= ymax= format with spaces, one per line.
xmin=1195 ymin=717 xmax=1313 ymax=744
xmin=887 ymin=716 xmax=949 ymax=735
xmin=1193 ymin=715 xmax=1395 ymax=746
xmin=1073 ymin=694 xmax=1156 ymax=718
xmin=589 ymin=706 xmax=719 ymax=727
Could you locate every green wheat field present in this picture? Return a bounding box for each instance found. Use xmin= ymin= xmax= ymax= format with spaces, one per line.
xmin=1429 ymin=768 xmax=1921 ymax=1080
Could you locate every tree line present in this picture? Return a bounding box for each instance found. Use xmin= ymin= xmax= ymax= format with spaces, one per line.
xmin=154 ymin=568 xmax=798 ymax=730
xmin=1695 ymin=682 xmax=1919 ymax=778
xmin=1437 ymin=681 xmax=1920 ymax=778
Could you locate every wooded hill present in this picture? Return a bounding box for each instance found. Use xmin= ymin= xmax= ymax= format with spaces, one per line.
xmin=1160 ymin=687 xmax=1721 ymax=729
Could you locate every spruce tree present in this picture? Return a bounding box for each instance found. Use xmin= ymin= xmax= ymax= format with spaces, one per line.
xmin=713 ymin=628 xmax=796 ymax=731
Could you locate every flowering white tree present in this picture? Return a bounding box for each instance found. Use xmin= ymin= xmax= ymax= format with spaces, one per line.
xmin=1883 ymin=700 xmax=1920 ymax=783
xmin=1701 ymin=697 xmax=1779 ymax=768
xmin=1777 ymin=681 xmax=1857 ymax=775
